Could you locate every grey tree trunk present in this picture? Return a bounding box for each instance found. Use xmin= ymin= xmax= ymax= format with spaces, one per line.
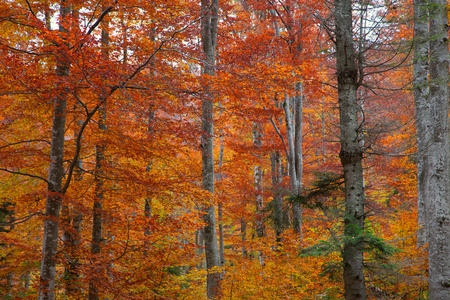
xmin=413 ymin=0 xmax=429 ymax=249
xmin=200 ymin=0 xmax=221 ymax=297
xmin=217 ymin=139 xmax=225 ymax=266
xmin=334 ymin=0 xmax=367 ymax=299
xmin=283 ymin=84 xmax=303 ymax=235
xmin=294 ymin=82 xmax=303 ymax=237
xmin=426 ymin=0 xmax=450 ymax=298
xmin=38 ymin=2 xmax=70 ymax=299
xmin=253 ymin=123 xmax=265 ymax=238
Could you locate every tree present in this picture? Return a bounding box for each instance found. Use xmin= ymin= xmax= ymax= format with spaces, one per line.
xmin=39 ymin=2 xmax=71 ymax=298
xmin=200 ymin=0 xmax=221 ymax=297
xmin=334 ymin=0 xmax=367 ymax=298
xmin=420 ymin=0 xmax=450 ymax=298
xmin=413 ymin=0 xmax=429 ymax=250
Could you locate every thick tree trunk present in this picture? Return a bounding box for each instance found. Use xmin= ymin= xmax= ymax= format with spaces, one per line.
xmin=334 ymin=0 xmax=367 ymax=299
xmin=413 ymin=0 xmax=429 ymax=249
xmin=426 ymin=0 xmax=450 ymax=298
xmin=38 ymin=2 xmax=70 ymax=299
xmin=200 ymin=0 xmax=221 ymax=297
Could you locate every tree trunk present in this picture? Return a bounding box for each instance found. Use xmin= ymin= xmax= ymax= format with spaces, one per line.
xmin=283 ymin=87 xmax=303 ymax=235
xmin=200 ymin=0 xmax=221 ymax=297
xmin=38 ymin=2 xmax=70 ymax=299
xmin=62 ymin=101 xmax=84 ymax=297
xmin=270 ymin=151 xmax=284 ymax=244
xmin=294 ymin=82 xmax=303 ymax=237
xmin=217 ymin=139 xmax=225 ymax=266
xmin=413 ymin=0 xmax=429 ymax=249
xmin=334 ymin=0 xmax=367 ymax=298
xmin=88 ymin=98 xmax=106 ymax=300
xmin=89 ymin=15 xmax=109 ymax=299
xmin=426 ymin=0 xmax=450 ymax=298
xmin=253 ymin=123 xmax=265 ymax=238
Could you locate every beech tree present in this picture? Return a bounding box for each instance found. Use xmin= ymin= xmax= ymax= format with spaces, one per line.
xmin=414 ymin=0 xmax=450 ymax=297
xmin=39 ymin=2 xmax=71 ymax=298
xmin=200 ymin=0 xmax=221 ymax=297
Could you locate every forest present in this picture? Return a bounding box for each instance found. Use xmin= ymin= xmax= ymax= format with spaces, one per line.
xmin=0 ymin=0 xmax=449 ymax=299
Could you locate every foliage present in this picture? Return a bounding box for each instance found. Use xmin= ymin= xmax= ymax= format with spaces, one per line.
xmin=0 ymin=0 xmax=428 ymax=298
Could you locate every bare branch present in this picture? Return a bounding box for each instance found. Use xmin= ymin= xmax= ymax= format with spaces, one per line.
xmin=0 ymin=168 xmax=49 ymax=184
xmin=0 ymin=212 xmax=43 ymax=227
xmin=269 ymin=117 xmax=289 ymax=159
xmin=24 ymin=0 xmax=36 ymax=17
xmin=62 ymin=103 xmax=102 ymax=194
xmin=0 ymin=139 xmax=51 ymax=150
xmin=86 ymin=6 xmax=114 ymax=36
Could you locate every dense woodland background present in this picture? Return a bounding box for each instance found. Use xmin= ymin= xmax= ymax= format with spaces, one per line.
xmin=0 ymin=0 xmax=447 ymax=299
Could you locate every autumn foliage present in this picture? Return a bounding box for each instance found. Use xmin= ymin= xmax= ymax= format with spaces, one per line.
xmin=0 ymin=0 xmax=427 ymax=299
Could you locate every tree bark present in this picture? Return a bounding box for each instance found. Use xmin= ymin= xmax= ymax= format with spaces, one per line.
xmin=200 ymin=0 xmax=221 ymax=297
xmin=294 ymin=82 xmax=303 ymax=237
xmin=283 ymin=86 xmax=303 ymax=235
xmin=217 ymin=139 xmax=225 ymax=266
xmin=426 ymin=0 xmax=450 ymax=298
xmin=334 ymin=0 xmax=367 ymax=298
xmin=253 ymin=123 xmax=265 ymax=238
xmin=38 ymin=2 xmax=70 ymax=299
xmin=413 ymin=0 xmax=429 ymax=249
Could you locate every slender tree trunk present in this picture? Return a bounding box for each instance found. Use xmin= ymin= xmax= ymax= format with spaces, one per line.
xmin=200 ymin=0 xmax=221 ymax=297
xmin=62 ymin=101 xmax=84 ymax=297
xmin=294 ymin=82 xmax=303 ymax=237
xmin=253 ymin=123 xmax=265 ymax=238
xmin=426 ymin=0 xmax=450 ymax=298
xmin=283 ymin=87 xmax=303 ymax=235
xmin=38 ymin=2 xmax=70 ymax=299
xmin=270 ymin=151 xmax=283 ymax=244
xmin=89 ymin=98 xmax=106 ymax=300
xmin=240 ymin=218 xmax=247 ymax=257
xmin=217 ymin=139 xmax=225 ymax=266
xmin=89 ymin=15 xmax=109 ymax=300
xmin=335 ymin=0 xmax=367 ymax=298
xmin=413 ymin=0 xmax=429 ymax=249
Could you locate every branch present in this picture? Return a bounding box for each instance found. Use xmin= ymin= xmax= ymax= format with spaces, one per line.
xmin=0 ymin=139 xmax=51 ymax=150
xmin=0 ymin=168 xmax=49 ymax=184
xmin=269 ymin=117 xmax=289 ymax=159
xmin=24 ymin=0 xmax=36 ymax=17
xmin=62 ymin=102 xmax=102 ymax=194
xmin=111 ymin=15 xmax=203 ymax=94
xmin=86 ymin=6 xmax=114 ymax=36
xmin=0 ymin=212 xmax=43 ymax=227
